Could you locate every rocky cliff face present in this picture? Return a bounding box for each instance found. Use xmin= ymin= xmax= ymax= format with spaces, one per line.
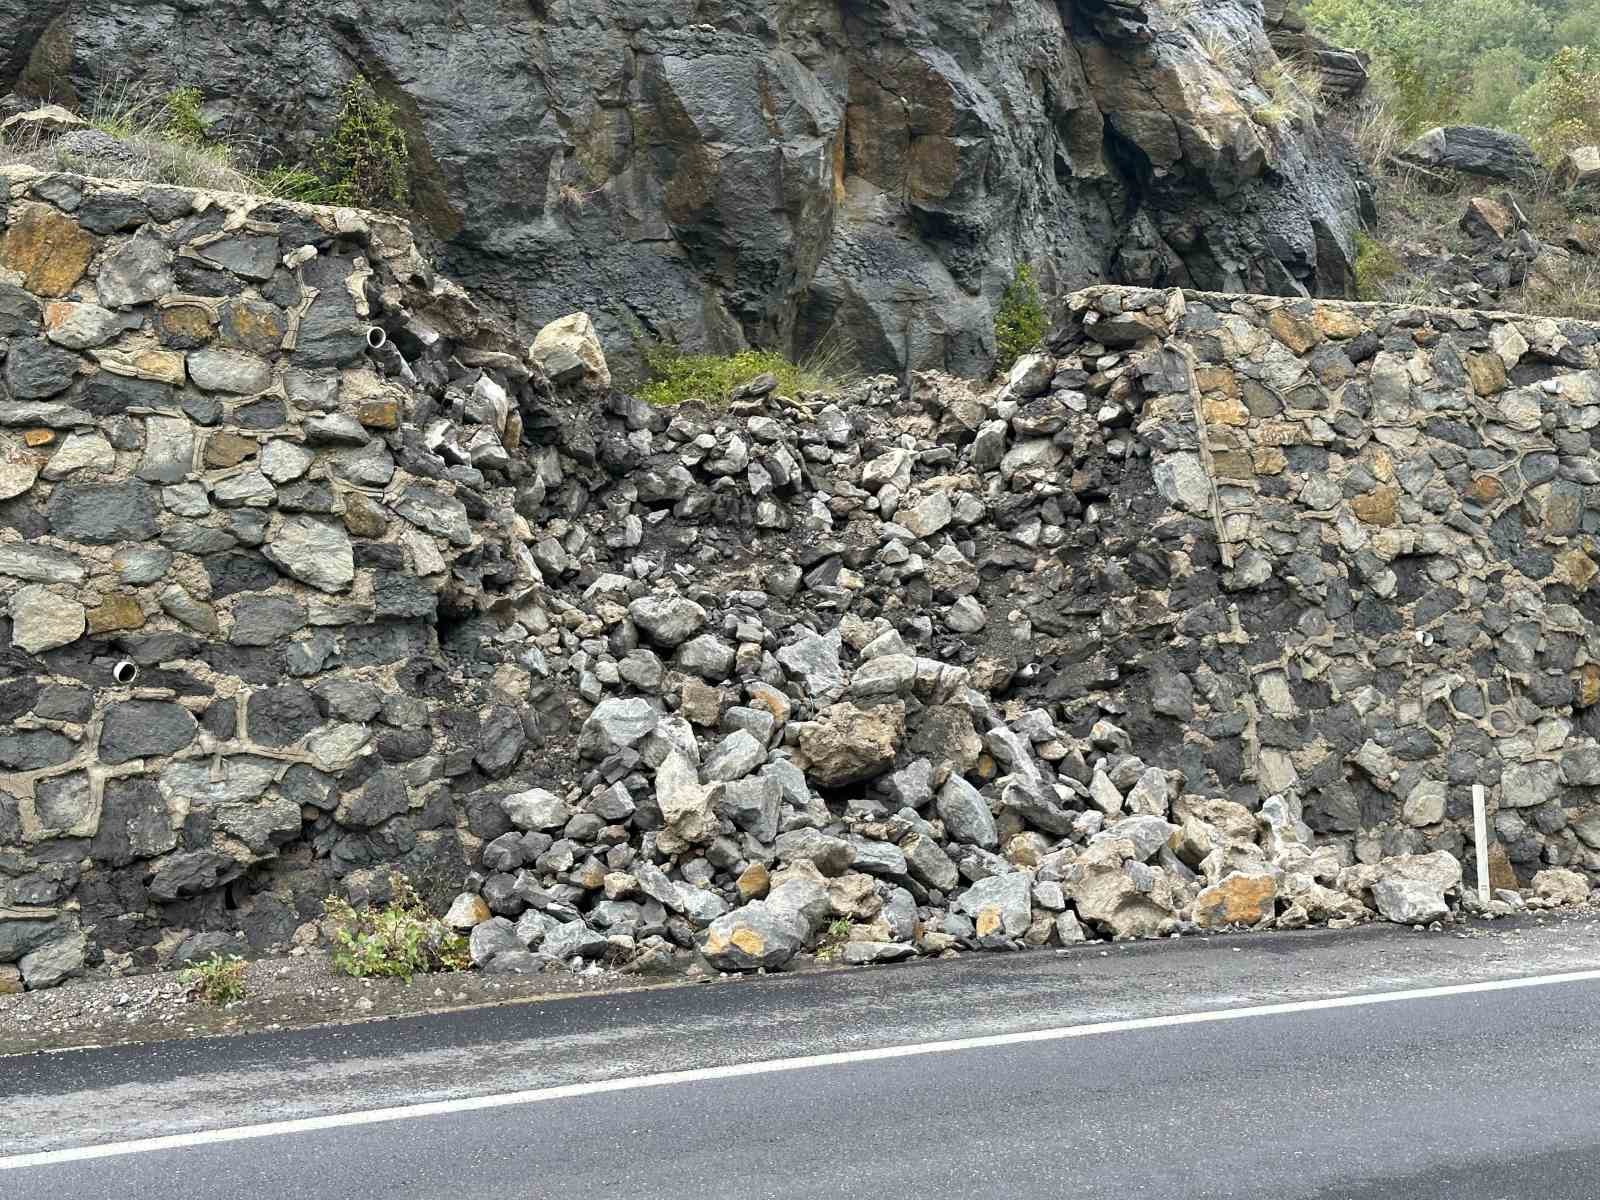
xmin=1 ymin=0 xmax=1363 ymax=375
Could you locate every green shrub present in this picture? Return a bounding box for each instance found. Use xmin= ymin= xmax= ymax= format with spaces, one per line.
xmin=322 ymin=873 xmax=469 ymax=982
xmin=161 ymin=87 xmax=207 ymax=146
xmin=1353 ymin=232 xmax=1402 ymax=301
xmin=1513 ymin=46 xmax=1600 ymax=162
xmin=994 ymin=264 xmax=1048 ymax=375
xmin=312 ymin=77 xmax=411 ymax=211
xmin=180 ymin=953 xmax=247 ymax=1006
xmin=639 ymin=346 xmax=839 ymax=408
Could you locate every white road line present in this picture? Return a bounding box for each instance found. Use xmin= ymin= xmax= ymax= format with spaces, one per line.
xmin=6 ymin=965 xmax=1600 ymax=1171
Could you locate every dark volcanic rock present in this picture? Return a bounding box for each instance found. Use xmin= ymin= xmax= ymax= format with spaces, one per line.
xmin=0 ymin=0 xmax=1361 ymax=374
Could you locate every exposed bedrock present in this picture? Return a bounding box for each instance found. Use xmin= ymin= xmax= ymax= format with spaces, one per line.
xmin=1 ymin=0 xmax=1363 ymax=375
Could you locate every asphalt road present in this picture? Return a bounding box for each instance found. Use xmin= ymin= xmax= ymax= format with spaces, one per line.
xmin=5 ymin=919 xmax=1600 ymax=1199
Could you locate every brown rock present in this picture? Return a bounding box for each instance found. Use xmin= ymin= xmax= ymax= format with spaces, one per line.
xmin=746 ymin=682 xmax=791 ymax=726
xmin=357 ymin=400 xmax=401 ymax=430
xmin=1310 ymin=305 xmax=1363 ymax=339
xmin=0 ymin=203 xmax=95 ymax=297
xmin=1251 ymin=446 xmax=1287 ymax=475
xmin=220 ymin=298 xmax=287 ymax=355
xmin=1465 ymin=351 xmax=1506 ymax=396
xmin=85 ymin=594 xmax=146 ymax=634
xmin=737 ymin=862 xmax=770 ymax=902
xmin=157 ymin=303 xmax=215 ymax=348
xmin=341 ymin=493 xmax=389 ymax=538
xmin=1577 ymin=663 xmax=1600 ymax=709
xmin=1265 ymin=308 xmax=1320 ymax=354
xmin=798 ymin=702 xmax=905 ymax=787
xmin=1200 ymin=396 xmax=1249 ymax=427
xmin=204 ymin=431 xmax=258 ymax=467
xmin=1003 ymin=832 xmax=1048 ymax=868
xmin=1460 ymin=196 xmax=1515 ymax=241
xmin=1351 ymin=487 xmax=1399 ymax=526
xmin=1210 ymin=450 xmax=1256 ymax=481
xmin=1486 ymin=842 xmax=1520 ymax=892
xmin=1193 ymin=871 xmax=1278 ymax=929
xmin=1560 ymin=548 xmax=1598 ymax=593
xmin=1193 ymin=365 xmax=1238 ymax=397
xmin=680 ymin=679 xmax=723 ymax=727
xmin=93 ymin=344 xmax=187 ymax=386
xmin=1464 ymin=474 xmax=1503 ymax=504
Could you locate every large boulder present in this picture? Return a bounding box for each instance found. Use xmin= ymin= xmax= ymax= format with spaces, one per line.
xmin=1532 ymin=868 xmax=1589 ymax=908
xmin=798 ymin=702 xmax=905 ymax=787
xmin=1371 ymin=877 xmax=1448 ymax=924
xmin=1557 ymin=146 xmax=1600 ymax=190
xmin=701 ymin=876 xmax=831 ymax=971
xmin=1063 ymin=841 xmax=1176 ymax=940
xmin=1193 ymin=871 xmax=1278 ymax=929
xmin=1352 ymin=851 xmax=1463 ymax=925
xmin=529 ymin=312 xmax=610 ymax=390
xmin=1400 ymin=126 xmax=1540 ymax=182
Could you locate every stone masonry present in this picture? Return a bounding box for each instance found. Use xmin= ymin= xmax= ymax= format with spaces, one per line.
xmin=4 ymin=163 xmax=1599 ymax=992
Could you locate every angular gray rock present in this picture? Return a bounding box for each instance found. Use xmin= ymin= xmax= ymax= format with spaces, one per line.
xmin=1371 ymin=877 xmax=1449 ymax=924
xmin=501 ymin=788 xmax=572 ymax=831
xmin=262 ymin=516 xmax=354 ymax=593
xmin=935 ymin=775 xmax=998 ymax=850
xmin=628 ymin=595 xmax=707 ymax=648
xmin=579 ymin=698 xmax=661 ymax=758
xmin=702 ymin=876 xmax=830 ymax=972
xmin=45 ymin=482 xmax=160 ymax=544
xmin=954 ymin=871 xmax=1033 ymax=940
xmin=99 ymin=700 xmax=197 ymax=764
xmin=1400 ymin=126 xmax=1540 ymax=182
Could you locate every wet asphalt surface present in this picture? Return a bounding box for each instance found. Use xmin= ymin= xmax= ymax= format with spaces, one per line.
xmin=5 ymin=916 xmax=1599 ymax=1198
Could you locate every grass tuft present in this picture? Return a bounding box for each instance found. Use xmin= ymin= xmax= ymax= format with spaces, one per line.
xmin=639 ymin=342 xmax=847 ymax=408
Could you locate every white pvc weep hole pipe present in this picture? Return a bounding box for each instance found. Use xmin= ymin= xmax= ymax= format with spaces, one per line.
xmin=1474 ymin=783 xmax=1491 ymax=906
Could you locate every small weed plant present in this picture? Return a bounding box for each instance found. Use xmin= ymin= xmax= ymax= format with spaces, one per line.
xmin=323 ymin=873 xmax=469 ymax=982
xmin=310 ymin=77 xmax=411 ymax=211
xmin=815 ymin=918 xmax=852 ymax=962
xmin=993 ymin=264 xmax=1048 ymax=375
xmin=1352 ymin=231 xmax=1403 ymax=300
xmin=180 ymin=953 xmax=247 ymax=1006
xmin=160 ymin=86 xmax=208 ymax=145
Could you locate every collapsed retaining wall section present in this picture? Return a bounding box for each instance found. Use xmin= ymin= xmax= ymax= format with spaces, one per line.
xmin=6 ymin=169 xmax=1600 ymax=994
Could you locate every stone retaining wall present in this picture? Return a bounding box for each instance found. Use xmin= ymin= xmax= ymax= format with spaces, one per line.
xmin=1059 ymin=286 xmax=1600 ymax=880
xmin=0 ymin=167 xmax=552 ymax=990
xmin=6 ymin=173 xmax=1600 ymax=993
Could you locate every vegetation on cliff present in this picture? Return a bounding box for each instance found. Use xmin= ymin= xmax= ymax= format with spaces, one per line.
xmin=1305 ymin=0 xmax=1600 ymax=155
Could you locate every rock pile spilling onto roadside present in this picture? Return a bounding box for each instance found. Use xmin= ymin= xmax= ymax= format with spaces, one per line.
xmin=455 ymin=285 xmax=1600 ymax=978
xmin=4 ymin=165 xmax=1600 ymax=993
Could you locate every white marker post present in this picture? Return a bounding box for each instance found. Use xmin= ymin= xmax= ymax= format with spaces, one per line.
xmin=1473 ymin=783 xmax=1491 ymax=906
